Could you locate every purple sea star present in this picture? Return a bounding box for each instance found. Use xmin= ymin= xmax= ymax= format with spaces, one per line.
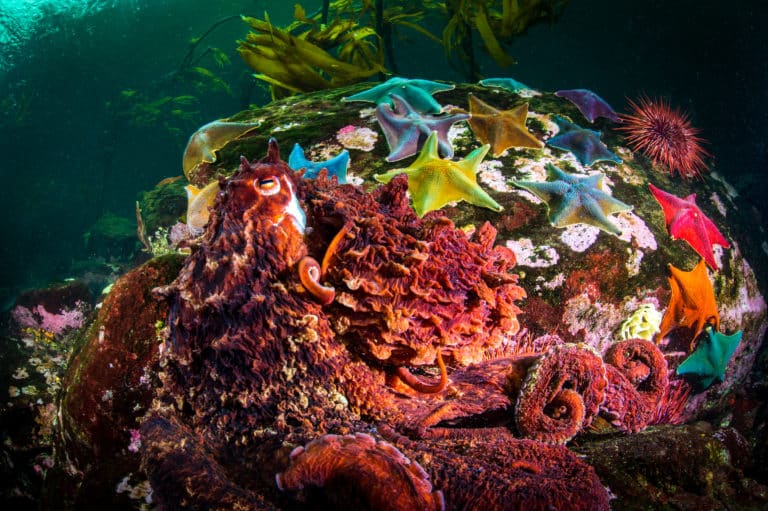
xmin=376 ymin=93 xmax=469 ymax=162
xmin=555 ymin=89 xmax=621 ymax=123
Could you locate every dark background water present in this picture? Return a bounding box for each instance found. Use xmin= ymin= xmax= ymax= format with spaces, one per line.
xmin=1 ymin=0 xmax=766 ymax=308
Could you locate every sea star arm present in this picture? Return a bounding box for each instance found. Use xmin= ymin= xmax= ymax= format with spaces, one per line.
xmin=407 ymin=161 xmax=501 ymax=215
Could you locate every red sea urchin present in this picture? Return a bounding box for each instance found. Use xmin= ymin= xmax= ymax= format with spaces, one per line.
xmin=619 ymin=96 xmax=710 ymax=179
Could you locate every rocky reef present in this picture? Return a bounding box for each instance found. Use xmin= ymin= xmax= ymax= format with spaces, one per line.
xmin=2 ymin=81 xmax=766 ymax=509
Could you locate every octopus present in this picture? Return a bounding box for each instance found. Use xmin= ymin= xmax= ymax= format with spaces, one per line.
xmin=139 ymin=138 xmax=669 ymax=510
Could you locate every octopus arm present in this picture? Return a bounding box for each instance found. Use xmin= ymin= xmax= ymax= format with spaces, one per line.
xmin=298 ymin=256 xmax=335 ymax=305
xmin=514 ymin=344 xmax=607 ymax=444
xmin=276 ymin=433 xmax=444 ymax=511
xmin=140 ymin=413 xmax=277 ymax=510
xmin=600 ymin=338 xmax=670 ymax=433
xmin=395 ymin=350 xmax=448 ymax=394
xmin=379 ymin=426 xmax=610 ymax=511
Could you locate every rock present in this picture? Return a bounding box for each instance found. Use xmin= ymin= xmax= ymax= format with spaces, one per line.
xmin=136 ymin=176 xmax=186 ymax=236
xmin=210 ymin=82 xmax=768 ymax=420
xmin=575 ymin=423 xmax=768 ymax=510
xmin=82 ymin=211 xmax=139 ymax=262
xmin=49 ymin=82 xmax=768 ymax=507
xmin=51 ymin=254 xmax=183 ymax=508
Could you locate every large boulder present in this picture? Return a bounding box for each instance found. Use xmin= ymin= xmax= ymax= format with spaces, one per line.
xmin=53 ymin=254 xmax=183 ymax=508
xmin=52 ymin=81 xmax=767 ymax=509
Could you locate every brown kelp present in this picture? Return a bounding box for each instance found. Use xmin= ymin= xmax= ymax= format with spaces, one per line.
xmin=442 ymin=0 xmax=571 ymax=79
xmin=238 ymin=7 xmax=386 ymax=99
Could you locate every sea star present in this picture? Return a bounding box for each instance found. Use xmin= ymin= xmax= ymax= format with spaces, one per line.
xmin=374 ymin=131 xmax=501 ymax=216
xmin=555 ymin=89 xmax=621 ymax=123
xmin=648 ymin=183 xmax=730 ymax=270
xmin=185 ymin=180 xmax=220 ymax=235
xmin=182 ymin=120 xmax=260 ymax=179
xmin=466 ymin=93 xmax=543 ymax=157
xmin=546 ymin=115 xmax=622 ymax=166
xmin=676 ymin=326 xmax=741 ymax=388
xmin=656 ymin=259 xmax=720 ymax=350
xmin=512 ymin=164 xmax=632 ymax=236
xmin=376 ymin=93 xmax=469 ymax=162
xmin=288 ymin=143 xmax=350 ymax=183
xmin=342 ymin=77 xmax=454 ymax=114
xmin=479 ymin=77 xmax=533 ymax=94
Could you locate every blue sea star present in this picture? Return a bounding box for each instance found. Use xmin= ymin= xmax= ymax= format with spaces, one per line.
xmin=676 ymin=326 xmax=742 ymax=388
xmin=547 ymin=116 xmax=622 ymax=167
xmin=512 ymin=163 xmax=632 ymax=235
xmin=342 ymin=77 xmax=454 ymax=114
xmin=555 ymin=89 xmax=621 ymax=123
xmin=288 ymin=143 xmax=349 ymax=183
xmin=376 ymin=93 xmax=469 ymax=162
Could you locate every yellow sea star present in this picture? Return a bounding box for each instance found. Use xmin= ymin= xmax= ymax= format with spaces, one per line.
xmin=374 ymin=131 xmax=502 ymax=217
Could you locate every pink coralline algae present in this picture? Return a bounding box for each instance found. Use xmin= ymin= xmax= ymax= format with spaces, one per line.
xmin=128 ymin=429 xmax=142 ymax=453
xmin=336 ymin=124 xmax=378 ymax=151
xmin=12 ymin=303 xmax=86 ymax=336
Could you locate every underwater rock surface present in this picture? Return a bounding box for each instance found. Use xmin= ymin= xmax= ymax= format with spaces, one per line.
xmin=35 ymin=82 xmax=768 ymax=509
xmin=53 ymin=255 xmax=183 ymax=507
xmin=214 ymin=81 xmax=768 ymax=418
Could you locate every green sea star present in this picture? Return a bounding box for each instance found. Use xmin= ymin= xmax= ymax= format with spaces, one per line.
xmin=342 ymin=77 xmax=454 ymax=114
xmin=677 ymin=326 xmax=742 ymax=388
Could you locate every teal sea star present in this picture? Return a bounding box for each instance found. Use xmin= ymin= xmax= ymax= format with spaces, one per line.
xmin=376 ymin=93 xmax=469 ymax=162
xmin=479 ymin=77 xmax=533 ymax=94
xmin=288 ymin=143 xmax=349 ymax=183
xmin=512 ymin=164 xmax=632 ymax=235
xmin=676 ymin=326 xmax=742 ymax=388
xmin=342 ymin=77 xmax=454 ymax=114
xmin=546 ymin=116 xmax=622 ymax=167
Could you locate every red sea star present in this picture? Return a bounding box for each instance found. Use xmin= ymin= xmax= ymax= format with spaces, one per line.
xmin=649 ymin=183 xmax=730 ymax=270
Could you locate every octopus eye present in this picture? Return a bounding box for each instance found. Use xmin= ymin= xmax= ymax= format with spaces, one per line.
xmin=255 ymin=176 xmax=281 ymax=196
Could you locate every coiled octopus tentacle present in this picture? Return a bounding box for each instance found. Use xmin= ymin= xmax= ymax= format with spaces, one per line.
xmin=600 ymin=338 xmax=669 ymax=433
xmin=514 ymin=344 xmax=607 ymax=444
xmin=320 ymin=223 xmax=351 ymax=275
xmin=298 ymin=256 xmax=335 ymax=305
xmin=276 ymin=433 xmax=445 ymax=511
xmin=604 ymin=338 xmax=668 ymax=401
xmin=396 ymin=351 xmax=448 ymax=394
